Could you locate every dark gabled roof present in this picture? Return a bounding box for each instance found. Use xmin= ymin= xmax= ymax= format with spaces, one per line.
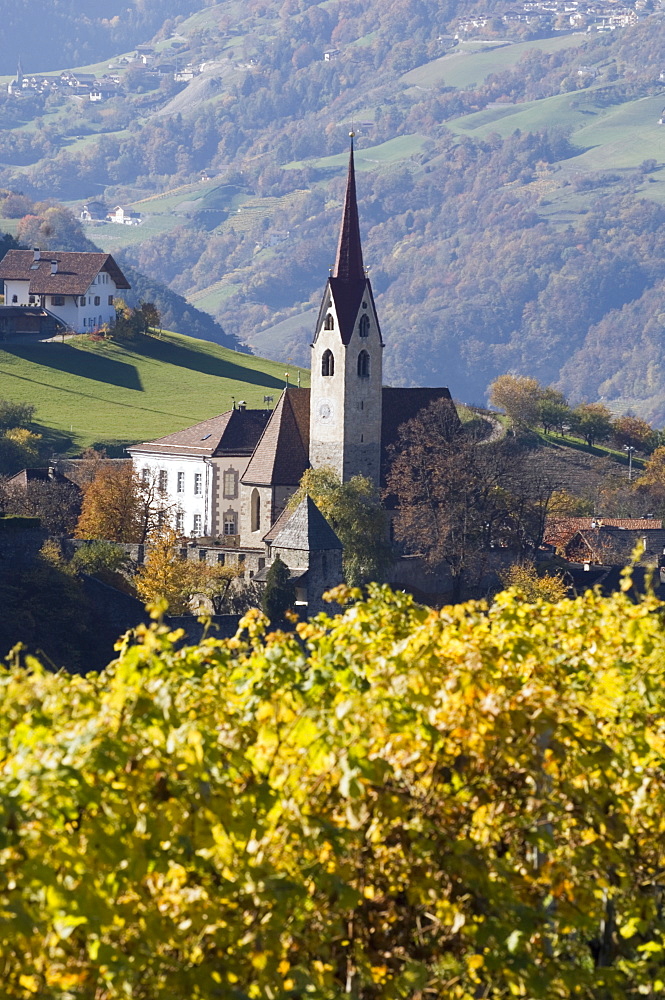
xmin=264 ymin=495 xmax=342 ymax=551
xmin=381 ymin=386 xmax=456 ymax=457
xmin=242 ymin=387 xmax=310 ymax=486
xmin=333 ymin=141 xmax=365 ymax=281
xmin=128 ymin=408 xmax=270 ymax=459
xmin=6 ymin=467 xmax=78 ymax=489
xmin=0 ymin=250 xmax=130 ymax=294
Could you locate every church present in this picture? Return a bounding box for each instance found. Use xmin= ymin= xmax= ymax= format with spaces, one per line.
xmin=129 ymin=140 xmax=455 ymax=609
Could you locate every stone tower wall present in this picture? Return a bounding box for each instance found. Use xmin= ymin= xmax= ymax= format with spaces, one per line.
xmin=309 ymin=282 xmax=383 ymax=486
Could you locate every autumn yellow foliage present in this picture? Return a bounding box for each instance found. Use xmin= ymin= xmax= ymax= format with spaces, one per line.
xmin=2 ymin=582 xmax=665 ymax=998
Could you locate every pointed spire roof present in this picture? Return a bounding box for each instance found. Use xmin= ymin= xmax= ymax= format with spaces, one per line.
xmin=333 ymin=138 xmax=365 ymax=282
xmin=264 ymin=495 xmax=342 ymax=551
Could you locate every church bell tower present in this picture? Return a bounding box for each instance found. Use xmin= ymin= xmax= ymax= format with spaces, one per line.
xmin=309 ymin=136 xmax=383 ymax=486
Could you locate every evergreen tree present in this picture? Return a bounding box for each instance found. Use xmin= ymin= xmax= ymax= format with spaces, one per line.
xmin=262 ymin=554 xmax=295 ymax=622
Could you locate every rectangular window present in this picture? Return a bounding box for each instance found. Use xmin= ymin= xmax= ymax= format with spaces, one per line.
xmin=158 ymin=469 xmax=167 ymax=491
xmin=51 ymin=295 xmax=64 ymax=306
xmin=94 ymin=295 xmax=100 ymax=306
xmin=193 ymin=514 xmax=202 ymax=535
xmin=83 ymin=318 xmax=87 ymax=327
xmin=176 ymin=471 xmax=185 ymax=493
xmin=194 ymin=473 xmax=202 ymax=495
xmin=141 ymin=467 xmax=149 ymax=482
xmin=223 ymin=469 xmax=238 ymax=498
xmin=175 ymin=511 xmax=184 ymax=532
xmin=224 ymin=514 xmax=237 ymax=535
xmin=108 ymin=295 xmax=114 ymax=306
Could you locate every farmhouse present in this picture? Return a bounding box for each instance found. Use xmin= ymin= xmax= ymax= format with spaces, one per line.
xmin=107 ymin=206 xmax=142 ymax=226
xmin=0 ymin=248 xmax=130 ymax=334
xmin=129 ymin=141 xmax=456 ymax=608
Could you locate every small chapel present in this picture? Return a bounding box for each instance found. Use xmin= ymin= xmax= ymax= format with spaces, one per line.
xmin=129 ymin=140 xmax=456 ymax=610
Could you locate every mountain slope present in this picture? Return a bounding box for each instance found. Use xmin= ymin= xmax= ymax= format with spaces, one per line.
xmin=1 ymin=3 xmax=665 ymax=417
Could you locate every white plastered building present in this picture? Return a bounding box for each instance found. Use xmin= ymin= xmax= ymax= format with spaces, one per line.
xmin=0 ymin=248 xmax=130 ymax=333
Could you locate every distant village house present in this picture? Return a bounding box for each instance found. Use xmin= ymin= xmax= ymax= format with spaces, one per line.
xmin=106 ymin=206 xmax=142 ymax=226
xmin=0 ymin=249 xmax=130 ymax=334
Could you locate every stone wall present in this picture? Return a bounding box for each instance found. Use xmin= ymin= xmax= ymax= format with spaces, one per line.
xmin=0 ymin=518 xmax=45 ymax=566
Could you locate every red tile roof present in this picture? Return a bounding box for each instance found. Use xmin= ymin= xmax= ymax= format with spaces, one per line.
xmin=0 ymin=250 xmax=130 ymax=295
xmin=543 ymin=517 xmax=663 ymax=549
xmin=128 ymin=408 xmax=270 ymax=459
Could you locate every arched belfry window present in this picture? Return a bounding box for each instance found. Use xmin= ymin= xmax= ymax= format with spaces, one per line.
xmin=251 ymin=488 xmax=261 ymax=532
xmin=324 ymin=313 xmax=335 ymax=330
xmin=322 ymin=349 xmax=335 ymax=377
xmin=359 ymin=314 xmax=370 ymax=338
xmin=358 ymin=350 xmax=370 ymax=378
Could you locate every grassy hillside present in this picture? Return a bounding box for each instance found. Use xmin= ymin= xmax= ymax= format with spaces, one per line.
xmin=0 ymin=332 xmax=308 ymax=452
xmin=402 ymin=33 xmax=588 ymax=90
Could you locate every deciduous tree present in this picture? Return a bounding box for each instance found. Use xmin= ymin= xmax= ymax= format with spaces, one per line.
xmin=290 ymin=467 xmax=391 ymax=586
xmin=134 ymin=528 xmax=197 ymax=613
xmin=75 ymin=463 xmax=174 ymax=543
xmin=489 ymin=373 xmax=543 ymax=429
xmin=570 ymin=402 xmax=613 ymax=446
xmin=612 ymin=414 xmax=656 ymax=453
xmin=537 ymin=386 xmax=571 ymax=435
xmin=386 ymin=398 xmax=561 ymax=598
xmin=0 ymin=399 xmax=35 ymax=429
xmin=499 ymin=560 xmax=567 ymax=601
xmin=134 ymin=529 xmax=237 ymax=614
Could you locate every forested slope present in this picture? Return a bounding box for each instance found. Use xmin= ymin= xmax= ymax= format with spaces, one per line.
xmin=3 ymin=2 xmax=665 ymax=416
xmin=0 ymin=1 xmax=209 ymax=75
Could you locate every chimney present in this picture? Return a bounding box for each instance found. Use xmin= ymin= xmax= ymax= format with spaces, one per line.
xmin=238 ymin=400 xmax=246 ymax=411
xmin=33 ymin=247 xmax=40 ymax=261
xmin=50 ymin=260 xmax=58 ymax=275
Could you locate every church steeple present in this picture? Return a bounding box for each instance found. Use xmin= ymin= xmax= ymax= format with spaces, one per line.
xmin=309 ymin=134 xmax=384 ymax=488
xmin=333 ymin=137 xmax=365 ymax=282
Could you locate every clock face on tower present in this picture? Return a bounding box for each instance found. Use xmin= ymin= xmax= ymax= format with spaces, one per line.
xmin=318 ymin=401 xmax=333 ymax=422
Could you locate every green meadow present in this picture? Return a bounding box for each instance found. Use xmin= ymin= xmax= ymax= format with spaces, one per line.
xmin=0 ymin=331 xmax=308 ymax=452
xmin=402 ymin=33 xmax=588 ymax=91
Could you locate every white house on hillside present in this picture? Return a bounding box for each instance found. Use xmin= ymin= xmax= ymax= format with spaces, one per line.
xmin=107 ymin=206 xmax=142 ymax=226
xmin=0 ymin=248 xmax=131 ymax=333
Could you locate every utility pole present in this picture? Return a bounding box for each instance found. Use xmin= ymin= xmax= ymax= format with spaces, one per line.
xmin=624 ymin=444 xmax=635 ymax=482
